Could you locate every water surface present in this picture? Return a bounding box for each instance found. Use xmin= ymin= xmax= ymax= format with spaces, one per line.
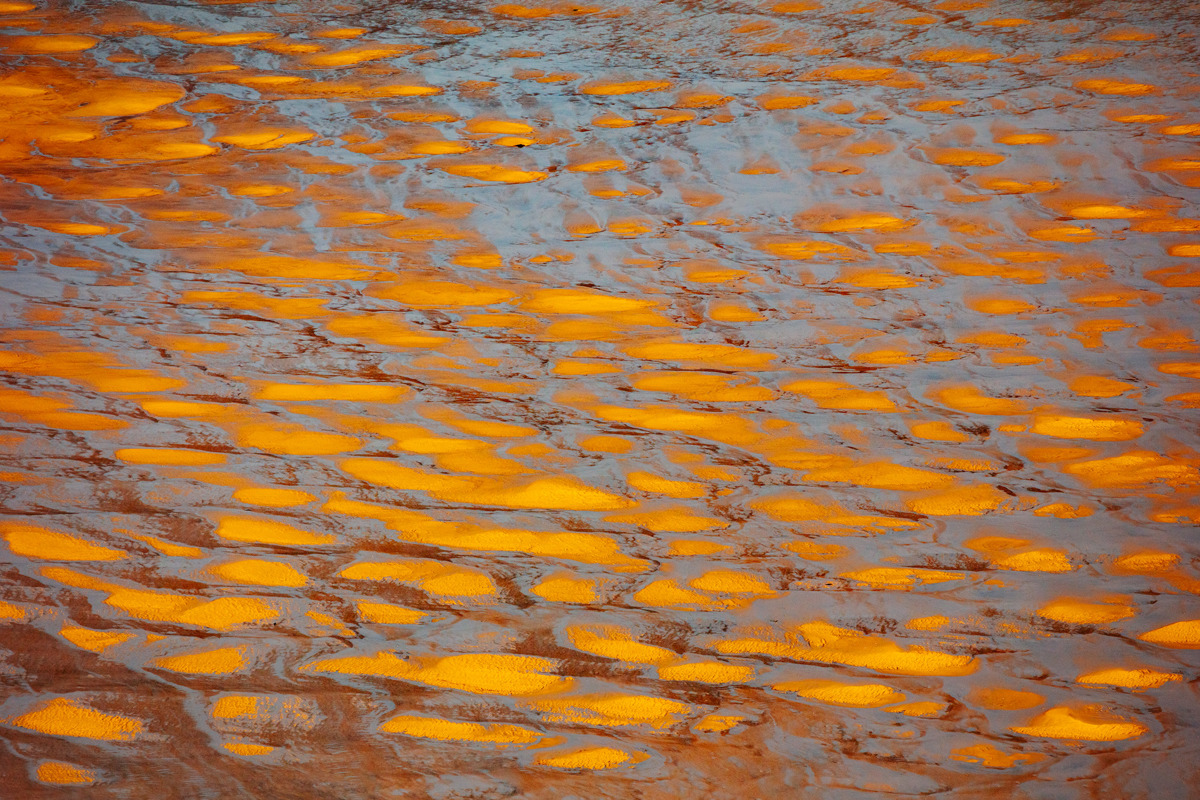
xmin=1 ymin=0 xmax=1199 ymax=797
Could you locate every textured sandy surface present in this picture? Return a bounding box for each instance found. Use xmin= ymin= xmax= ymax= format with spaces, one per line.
xmin=0 ymin=0 xmax=1198 ymax=797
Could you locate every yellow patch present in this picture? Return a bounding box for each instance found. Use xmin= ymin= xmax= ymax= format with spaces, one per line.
xmin=11 ymin=698 xmax=142 ymax=741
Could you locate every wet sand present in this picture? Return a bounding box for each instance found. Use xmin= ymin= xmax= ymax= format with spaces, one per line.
xmin=0 ymin=0 xmax=1199 ymax=797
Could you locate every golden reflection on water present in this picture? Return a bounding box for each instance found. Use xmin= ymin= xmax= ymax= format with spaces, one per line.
xmin=0 ymin=0 xmax=1198 ymax=796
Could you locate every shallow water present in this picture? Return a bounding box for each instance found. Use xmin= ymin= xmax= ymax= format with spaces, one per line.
xmin=1 ymin=0 xmax=1199 ymax=797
